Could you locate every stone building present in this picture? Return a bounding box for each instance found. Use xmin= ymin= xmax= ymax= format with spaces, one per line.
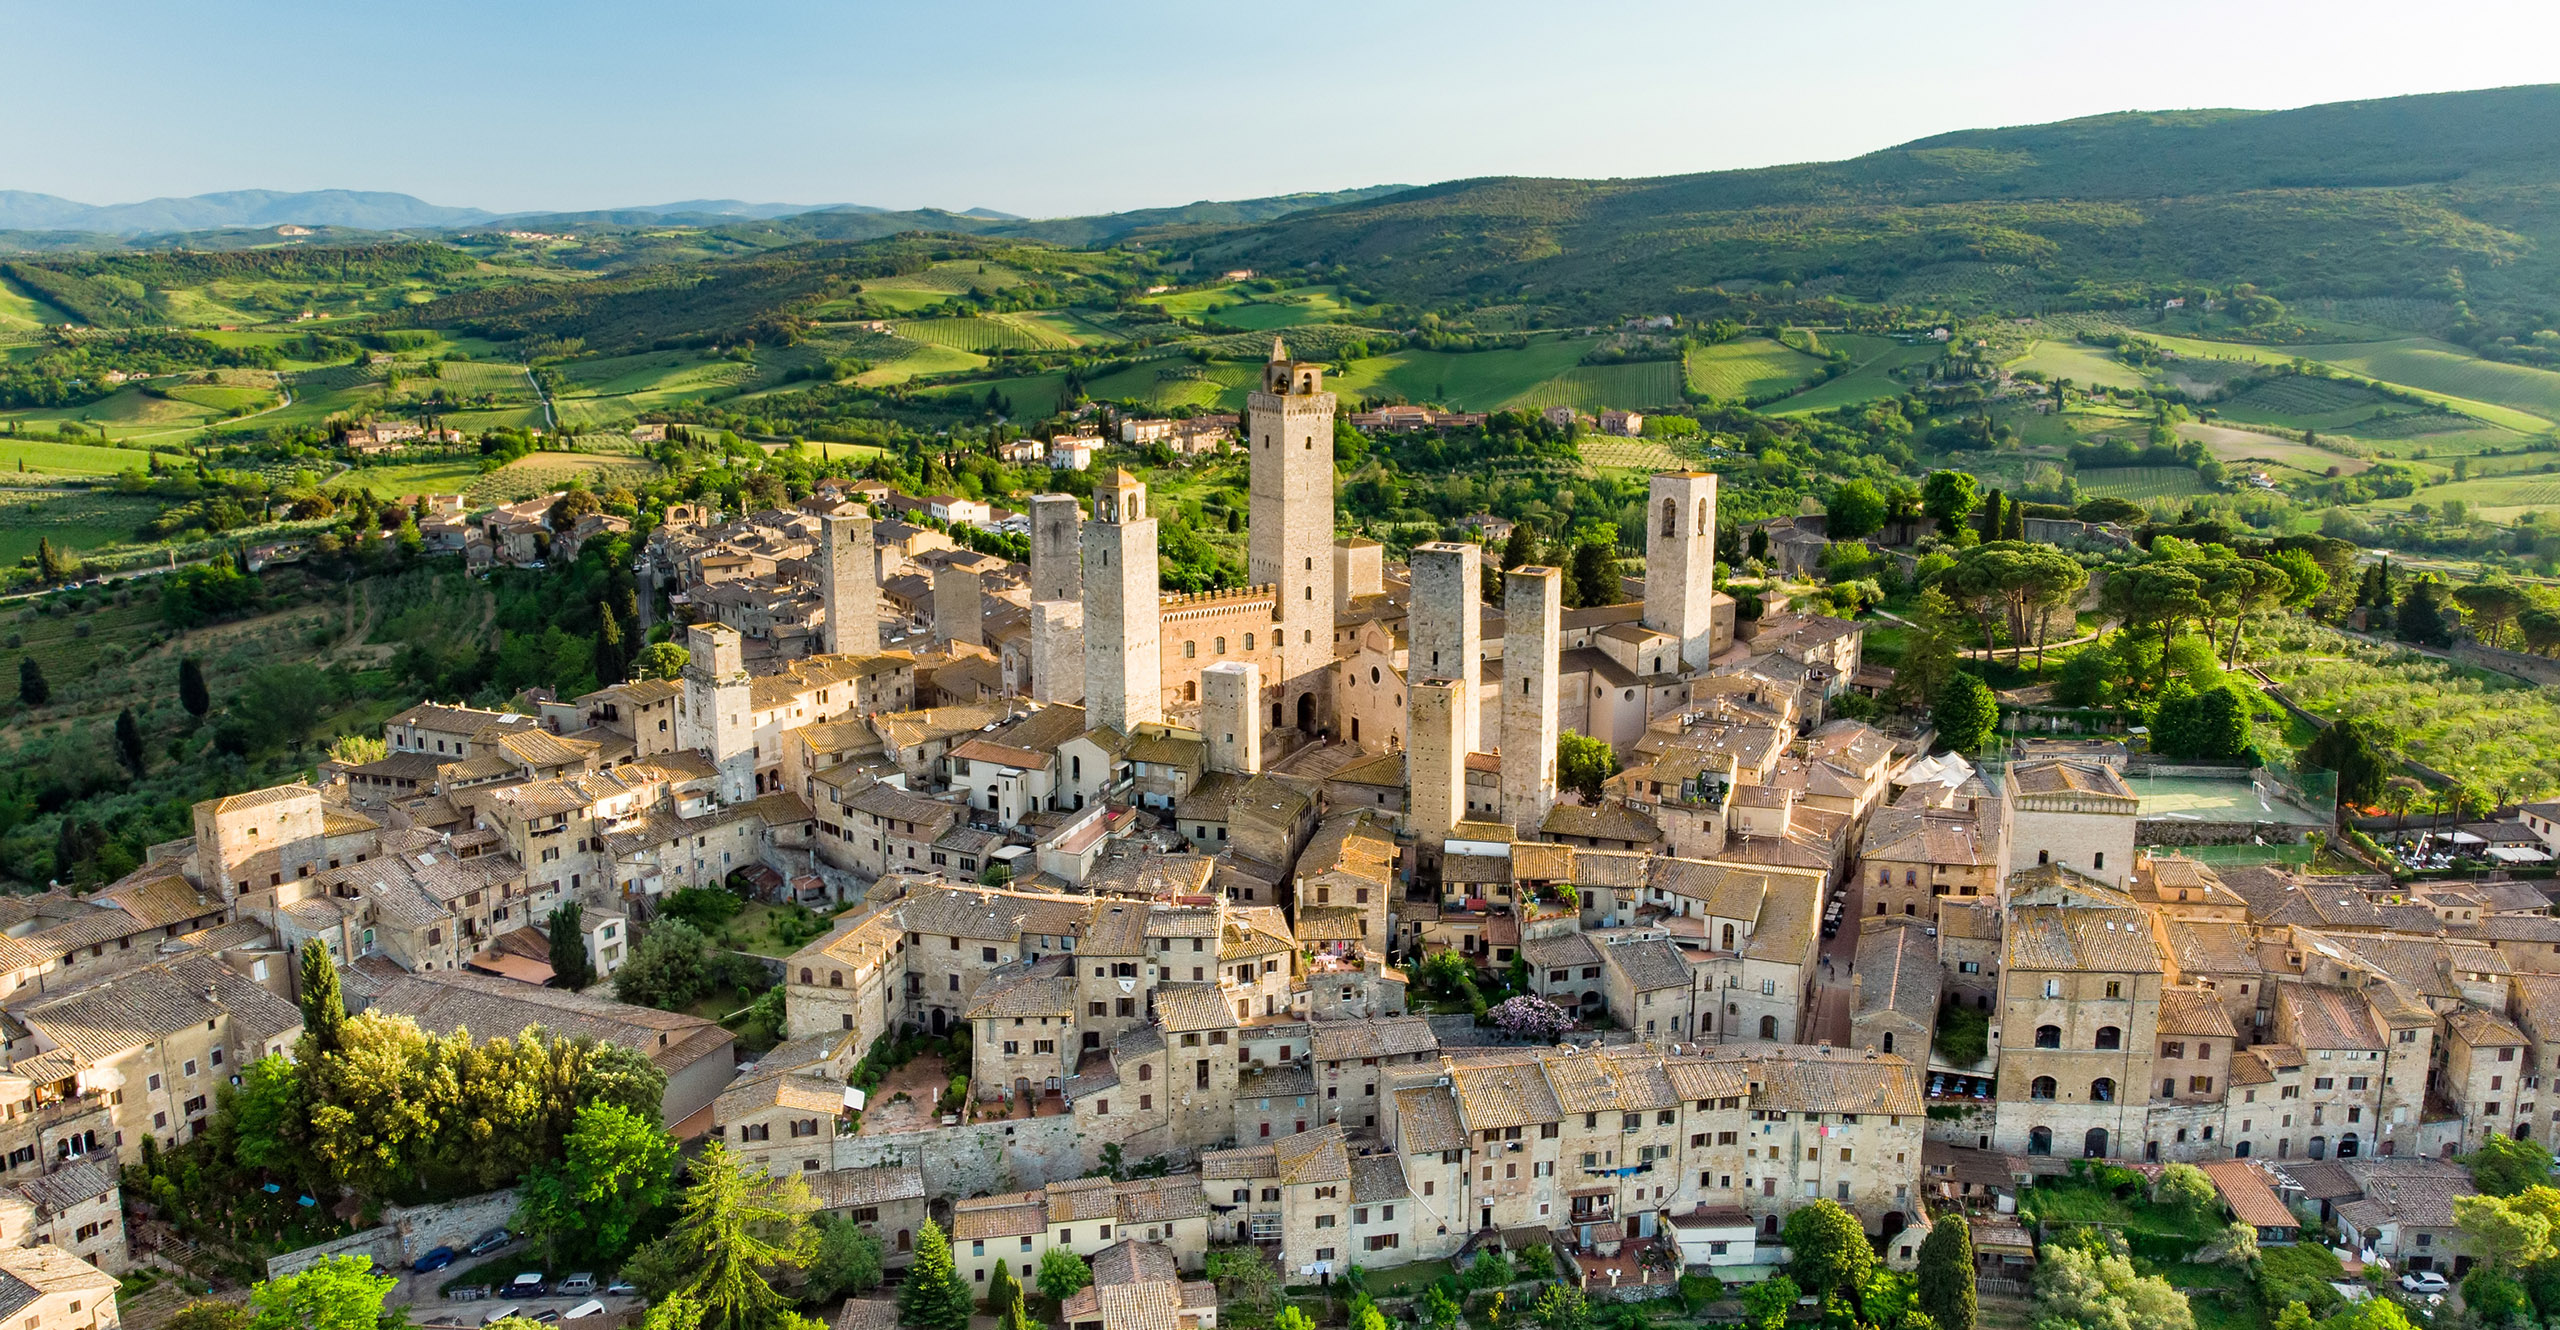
xmin=1989 ymin=867 xmax=2163 ymax=1161
xmin=1247 ymin=340 xmax=1338 ymax=736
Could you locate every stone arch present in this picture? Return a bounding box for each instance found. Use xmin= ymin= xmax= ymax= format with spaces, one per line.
xmin=1661 ymin=498 xmax=1678 ymax=537
xmin=2083 ymin=1127 xmax=2109 ymax=1158
xmin=2027 ymin=1126 xmax=2052 ymax=1156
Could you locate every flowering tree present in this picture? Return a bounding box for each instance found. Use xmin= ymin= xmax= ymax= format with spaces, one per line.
xmin=1489 ymin=995 xmax=1575 ymax=1042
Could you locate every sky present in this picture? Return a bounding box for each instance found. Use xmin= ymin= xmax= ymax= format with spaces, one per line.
xmin=8 ymin=0 xmax=2560 ymax=217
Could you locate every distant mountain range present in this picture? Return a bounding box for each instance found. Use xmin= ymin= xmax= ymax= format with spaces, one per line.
xmin=0 ymin=187 xmax=1350 ymax=237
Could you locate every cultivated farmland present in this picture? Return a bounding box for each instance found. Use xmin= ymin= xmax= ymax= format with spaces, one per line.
xmin=1683 ymin=338 xmax=1826 ymax=402
xmin=2074 ymin=466 xmax=2209 ymax=500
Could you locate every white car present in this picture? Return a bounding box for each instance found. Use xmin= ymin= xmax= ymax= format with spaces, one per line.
xmin=2400 ymin=1271 xmax=2450 ymax=1294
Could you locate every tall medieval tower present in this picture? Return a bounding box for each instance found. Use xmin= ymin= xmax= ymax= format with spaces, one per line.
xmin=678 ymin=622 xmax=754 ymax=803
xmin=818 ymin=511 xmax=878 ymax=655
xmin=1643 ymin=471 xmax=1720 ymax=672
xmin=1028 ymin=493 xmax=1084 ymax=704
xmin=1247 ymin=338 xmax=1336 ymax=734
xmin=1083 ymin=469 xmax=1163 ymax=734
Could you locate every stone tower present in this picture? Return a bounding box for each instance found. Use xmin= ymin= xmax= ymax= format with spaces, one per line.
xmin=1408 ymin=679 xmax=1466 ymax=848
xmin=1408 ymin=542 xmax=1483 ymax=752
xmin=678 ymin=623 xmax=755 ymax=803
xmin=818 ymin=511 xmax=878 ymax=656
xmin=933 ymin=565 xmax=982 ymax=649
xmin=1029 ymin=493 xmax=1081 ymax=604
xmin=1083 ymin=469 xmax=1162 ymax=734
xmin=1247 ymin=337 xmax=1337 ymax=733
xmin=1503 ymin=564 xmax=1563 ymax=833
xmin=1202 ymin=661 xmax=1262 ymax=776
xmin=1030 ymin=600 xmax=1085 ymax=705
xmin=1643 ymin=471 xmax=1720 ymax=672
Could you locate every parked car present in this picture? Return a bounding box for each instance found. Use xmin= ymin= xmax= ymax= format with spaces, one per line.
xmin=509 ymin=1273 xmax=548 ymax=1299
xmin=556 ymin=1275 xmax=596 ymax=1297
xmin=412 ymin=1247 xmax=457 ymax=1275
xmin=479 ymin=1308 xmax=518 ymax=1327
xmin=467 ymin=1228 xmax=513 ymax=1256
xmin=564 ymin=1303 xmax=606 ymax=1321
xmin=530 ymin=1312 xmax=561 ymax=1324
xmin=2401 ymin=1272 xmax=2450 ymax=1294
xmin=603 ymin=1282 xmax=637 ymax=1298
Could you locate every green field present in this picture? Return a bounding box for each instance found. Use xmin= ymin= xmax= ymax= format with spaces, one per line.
xmin=2075 ymin=466 xmax=2209 ymax=500
xmin=551 ymin=350 xmax=762 ymax=428
xmin=462 ymin=453 xmax=660 ymax=506
xmin=848 ymin=261 xmax=1038 ymax=314
xmin=0 ymin=490 xmax=161 ymax=567
xmin=2176 ymin=422 xmax=2372 ymax=478
xmin=1506 ymin=361 xmax=1685 ymax=411
xmin=1579 ymin=438 xmax=1686 ymax=472
xmin=892 ymin=315 xmax=1083 ymax=353
xmin=0 ymin=437 xmax=173 ymax=478
xmin=852 ymin=340 xmax=987 ymax=387
xmin=1683 ymin=337 xmax=1827 ymax=401
xmin=340 ymin=459 xmax=489 ymax=499
xmin=1769 ymin=335 xmax=1941 ymax=415
xmin=2008 ymin=339 xmax=2151 ymax=391
xmin=2145 ymin=333 xmax=2560 ymax=434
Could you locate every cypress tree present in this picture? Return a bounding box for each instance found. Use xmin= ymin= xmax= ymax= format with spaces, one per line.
xmin=594 ymin=602 xmax=626 ymax=685
xmin=899 ymin=1219 xmax=973 ymax=1330
xmin=298 ymin=937 xmax=346 ymax=1054
xmin=114 ymin=708 xmax=146 ymax=778
xmin=179 ymin=658 xmax=210 ymax=718
xmin=18 ymin=657 xmax=48 ymax=707
xmin=1916 ymin=1212 xmax=1977 ymax=1330
xmin=547 ymin=903 xmax=593 ymax=991
xmin=986 ymin=1252 xmax=1019 ymax=1316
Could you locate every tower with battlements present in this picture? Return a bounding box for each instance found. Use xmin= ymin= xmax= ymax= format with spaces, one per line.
xmin=1643 ymin=471 xmax=1720 ymax=672
xmin=1083 ymin=470 xmax=1162 ymax=734
xmin=1247 ymin=337 xmax=1337 ymax=734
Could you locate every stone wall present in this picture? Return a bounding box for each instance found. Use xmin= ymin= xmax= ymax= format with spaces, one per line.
xmin=2136 ymin=818 xmax=2314 ymax=846
xmin=833 ymin=1113 xmax=1108 ymax=1198
xmin=263 ymin=1187 xmax=525 ymax=1280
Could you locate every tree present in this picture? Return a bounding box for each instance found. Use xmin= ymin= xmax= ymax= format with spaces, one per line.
xmin=2463 ymin=1268 xmax=2532 ymax=1326
xmin=2464 ymin=1133 xmax=2556 ymax=1197
xmin=1931 ymin=673 xmax=1998 ymax=754
xmin=2396 ymin=579 xmax=2454 ymax=649
xmin=635 ymin=641 xmax=690 ymax=680
xmin=1513 ymin=1243 xmax=1553 ymax=1281
xmin=2455 ymin=1192 xmax=2555 ymax=1270
xmin=1272 ymin=1310 xmax=1317 ymax=1330
xmin=665 ymin=1141 xmax=815 ymax=1330
xmin=326 ymin=734 xmax=389 ymax=765
xmin=1923 ymin=471 xmax=1980 ymax=534
xmin=1782 ymin=1200 xmax=1875 ymax=1304
xmin=595 ymin=602 xmax=627 ymax=685
xmin=2382 ymin=777 xmax=2422 ymax=830
xmin=1487 ymin=995 xmax=1576 ymax=1042
xmin=547 ymin=903 xmax=594 ymax=991
xmin=1827 ymin=480 xmax=1887 ymax=541
xmin=115 ymin=708 xmax=146 ymax=778
xmin=1740 ymin=1274 xmax=1800 ymax=1330
xmin=1888 ymin=586 xmax=1965 ymax=711
xmin=1419 ymin=1283 xmax=1462 ymax=1330
xmin=1568 ymin=536 xmax=1617 ymax=609
xmin=899 ymin=1219 xmax=974 ymax=1330
xmin=2154 ymin=1163 xmax=2217 ymax=1223
xmin=1467 ymin=1248 xmax=1515 ymax=1289
xmin=1556 ymin=733 xmax=1618 ymax=803
xmin=245 ymin=1256 xmax=397 ymax=1330
xmin=1035 ymin=1247 xmax=1091 ymax=1304
xmin=18 ymin=657 xmax=47 ymax=707
xmin=985 ymin=1257 xmax=1019 ymax=1317
xmin=616 ymin=920 xmax=711 ymax=1011
xmin=227 ymin=1052 xmax=308 ymax=1177
xmin=1896 ymin=1217 xmax=1968 ymax=1330
xmin=1205 ymin=1249 xmax=1281 ymax=1324
xmin=165 ymin=1304 xmax=250 ymax=1330
xmin=179 ymin=656 xmax=211 ymax=717
xmin=2455 ymin=580 xmax=2532 ymax=650
xmin=804 ymin=1217 xmax=886 ymax=1303
xmin=298 ymin=937 xmax=346 ymax=1054
xmin=1501 ymin=522 xmax=1538 ymax=574
xmin=549 ymin=488 xmax=603 ymax=530
xmin=2303 ymin=717 xmax=2395 ymax=810
xmin=2264 ymin=548 xmax=2328 ymax=611
xmin=1529 ymin=1284 xmax=1590 ymax=1330
xmin=515 ymin=1102 xmax=678 ymax=1266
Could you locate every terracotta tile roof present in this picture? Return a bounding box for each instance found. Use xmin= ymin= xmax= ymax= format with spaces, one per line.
xmin=2004 ymin=905 xmax=2161 ymax=973
xmin=1603 ymin=937 xmax=1691 ymax=993
xmin=1152 ymin=983 xmax=1240 ymax=1033
xmin=1852 ymin=919 xmax=1938 ymax=1029
xmin=1115 ymin=1175 xmax=1205 ymax=1224
xmin=1091 ymin=1238 xmax=1181 ymax=1287
xmin=1044 ymin=1176 xmax=1118 ymax=1223
xmin=1200 ymin=1144 xmax=1276 ymax=1179
xmin=1311 ymin=1016 xmax=1437 ymax=1063
xmin=950 ymin=1191 xmax=1047 ymax=1240
xmin=1395 ymin=1084 xmax=1466 ymax=1152
xmin=2278 ymin=982 xmax=2385 ymax=1052
xmin=2156 ymin=987 xmax=2238 ymax=1039
xmin=1271 ymin=1123 xmax=1351 ymax=1184
xmin=1350 ymin=1154 xmax=1409 ymax=1202
xmin=807 ymin=1165 xmax=924 ymax=1210
xmin=1450 ymin=1053 xmax=1563 ymax=1130
xmin=963 ymin=957 xmax=1076 ymax=1020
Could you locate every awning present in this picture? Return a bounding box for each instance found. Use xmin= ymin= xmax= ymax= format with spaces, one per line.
xmin=2488 ymin=846 xmax=2551 ymax=862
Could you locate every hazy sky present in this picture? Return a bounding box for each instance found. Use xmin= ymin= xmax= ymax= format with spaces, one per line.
xmin=8 ymin=0 xmax=2560 ymax=216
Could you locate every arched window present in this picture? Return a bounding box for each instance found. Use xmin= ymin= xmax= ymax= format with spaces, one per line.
xmin=799 ymin=967 xmax=813 ymax=983
xmin=1882 ymin=1032 xmax=1895 ymax=1054
xmin=1758 ymin=1015 xmax=1778 ymax=1039
xmin=1721 ymin=924 xmax=1736 ymax=950
xmin=2090 ymin=1078 xmax=2115 ymax=1103
xmin=1697 ymin=497 xmax=1710 ymax=536
xmin=1184 ymin=681 xmax=1198 ymax=702
xmin=2095 ymin=1026 xmax=2122 ymax=1050
xmin=1184 ymin=641 xmax=1197 ymax=659
xmin=2027 ymin=1126 xmax=2053 ymax=1156
xmin=2339 ymin=1133 xmax=2361 ymax=1158
xmin=1138 ymin=1064 xmax=1153 ymax=1081
xmin=1244 ymin=633 xmax=1255 ymax=650
xmin=2084 ymin=1128 xmax=2109 ymax=1159
xmin=1215 ymin=637 xmax=1226 ymax=654
xmin=829 ymin=971 xmax=843 ymax=988
xmin=2034 ymin=1025 xmax=2061 ymax=1049
xmin=1661 ymin=498 xmax=1678 ymax=537
xmin=1877 ymin=869 xmax=1890 ymax=886
xmin=2030 ymin=1076 xmax=2056 ymax=1101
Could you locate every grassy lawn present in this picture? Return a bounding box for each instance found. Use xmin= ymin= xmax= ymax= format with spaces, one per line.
xmin=712 ymin=900 xmax=838 ymax=958
xmin=1357 ymin=1258 xmax=1456 ymax=1298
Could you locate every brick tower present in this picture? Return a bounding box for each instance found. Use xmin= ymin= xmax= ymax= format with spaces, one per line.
xmin=1083 ymin=469 xmax=1162 ymax=734
xmin=1247 ymin=338 xmax=1336 ymax=735
xmin=818 ymin=511 xmax=878 ymax=655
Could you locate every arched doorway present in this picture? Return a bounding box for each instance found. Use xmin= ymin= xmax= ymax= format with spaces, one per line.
xmin=1758 ymin=1015 xmax=1778 ymax=1039
xmin=929 ymin=1008 xmax=947 ymax=1035
xmin=2083 ymin=1127 xmax=2109 ymax=1158
xmin=1296 ymin=693 xmax=1316 ymax=733
xmin=2339 ymin=1134 xmax=2360 ymax=1159
xmin=1882 ymin=1032 xmax=1896 ymax=1055
xmin=2308 ymin=1136 xmax=2328 ymax=1160
xmin=2027 ymin=1126 xmax=2052 ymax=1156
xmin=1272 ymin=701 xmax=1284 ymax=727
xmin=1761 ymin=1215 xmax=1780 ymax=1238
xmin=1880 ymin=1212 xmax=1907 ymax=1241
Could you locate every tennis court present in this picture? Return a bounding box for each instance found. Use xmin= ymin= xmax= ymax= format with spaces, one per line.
xmin=2129 ymin=773 xmax=2333 ymax=828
